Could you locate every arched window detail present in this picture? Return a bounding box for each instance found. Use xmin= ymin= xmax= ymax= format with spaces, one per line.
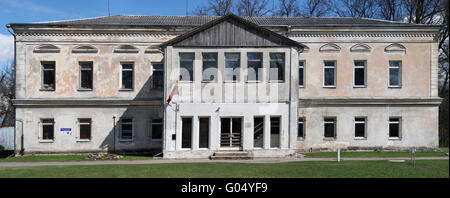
xmin=385 ymin=43 xmax=406 ymax=53
xmin=113 ymin=45 xmax=139 ymax=53
xmin=33 ymin=44 xmax=60 ymax=53
xmin=72 ymin=45 xmax=98 ymax=53
xmin=350 ymin=43 xmax=371 ymax=52
xmin=319 ymin=43 xmax=341 ymax=52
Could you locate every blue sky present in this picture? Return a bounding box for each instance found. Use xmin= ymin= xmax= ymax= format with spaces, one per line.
xmin=0 ymin=0 xmax=207 ymax=65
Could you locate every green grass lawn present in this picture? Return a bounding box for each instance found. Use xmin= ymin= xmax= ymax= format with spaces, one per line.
xmin=0 ymin=154 xmax=153 ymax=162
xmin=0 ymin=160 xmax=447 ymax=178
xmin=304 ymin=148 xmax=449 ymax=158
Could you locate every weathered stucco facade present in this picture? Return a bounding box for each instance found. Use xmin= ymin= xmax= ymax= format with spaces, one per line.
xmin=8 ymin=14 xmax=441 ymax=158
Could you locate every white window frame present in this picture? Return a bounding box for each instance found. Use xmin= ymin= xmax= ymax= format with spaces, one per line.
xmin=246 ymin=52 xmax=263 ymax=82
xmin=388 ymin=117 xmax=402 ymax=140
xmin=323 ymin=61 xmax=337 ymax=88
xmin=354 ymin=117 xmax=367 ymax=139
xmin=224 ymin=53 xmax=241 ymax=83
xmin=388 ymin=61 xmax=402 ymax=88
xmin=353 ymin=60 xmax=367 ymax=88
xmin=41 ymin=61 xmax=56 ymax=91
xmin=119 ymin=117 xmax=134 ymax=141
xmin=269 ymin=53 xmax=285 ymax=83
xmin=119 ymin=62 xmax=134 ymax=91
xmin=39 ymin=118 xmax=55 ymax=143
xmin=299 ymin=60 xmax=305 ymax=87
xmin=298 ymin=117 xmax=305 ymax=140
xmin=77 ymin=118 xmax=92 ymax=142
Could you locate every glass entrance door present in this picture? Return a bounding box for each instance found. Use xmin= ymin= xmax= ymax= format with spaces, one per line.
xmin=220 ymin=117 xmax=242 ymax=149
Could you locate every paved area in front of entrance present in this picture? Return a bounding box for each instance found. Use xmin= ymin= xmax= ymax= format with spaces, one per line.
xmin=0 ymin=156 xmax=448 ymax=167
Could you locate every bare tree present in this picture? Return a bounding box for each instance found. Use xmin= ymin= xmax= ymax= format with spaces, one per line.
xmin=403 ymin=0 xmax=442 ymax=24
xmin=0 ymin=61 xmax=15 ymax=127
xmin=332 ymin=0 xmax=378 ymax=18
xmin=236 ymin=0 xmax=271 ymax=17
xmin=300 ymin=0 xmax=330 ymax=17
xmin=377 ymin=0 xmax=404 ymax=21
xmin=274 ymin=0 xmax=301 ymax=17
xmin=193 ymin=0 xmax=234 ymax=16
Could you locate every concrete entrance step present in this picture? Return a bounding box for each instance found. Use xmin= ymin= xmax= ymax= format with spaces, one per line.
xmin=210 ymin=151 xmax=253 ymax=160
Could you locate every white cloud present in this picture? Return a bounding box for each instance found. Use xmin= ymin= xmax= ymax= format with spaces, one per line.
xmin=0 ymin=34 xmax=14 ymax=64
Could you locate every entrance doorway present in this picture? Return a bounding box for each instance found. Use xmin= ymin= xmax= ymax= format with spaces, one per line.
xmin=220 ymin=117 xmax=242 ymax=150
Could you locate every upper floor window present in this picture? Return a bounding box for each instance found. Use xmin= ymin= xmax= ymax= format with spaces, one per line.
xmin=299 ymin=61 xmax=305 ymax=87
xmin=41 ymin=61 xmax=55 ymax=90
xmin=354 ymin=60 xmax=366 ymax=87
xmin=225 ymin=53 xmax=240 ymax=82
xmin=179 ymin=53 xmax=194 ymax=82
xmin=121 ymin=62 xmax=134 ymax=90
xmin=247 ymin=53 xmax=262 ymax=81
xmin=389 ymin=61 xmax=402 ymax=87
xmin=151 ymin=63 xmax=164 ymax=90
xmin=202 ymin=53 xmax=218 ymax=82
xmin=79 ymin=62 xmax=93 ymax=90
xmin=269 ymin=53 xmax=285 ymax=82
xmin=324 ymin=61 xmax=336 ymax=87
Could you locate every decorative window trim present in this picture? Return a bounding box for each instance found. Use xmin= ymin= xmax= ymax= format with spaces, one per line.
xmin=385 ymin=43 xmax=406 ymax=53
xmin=39 ymin=118 xmax=55 ymax=143
xmin=350 ymin=43 xmax=371 ymax=52
xmin=114 ymin=45 xmax=139 ymax=53
xmin=72 ymin=45 xmax=98 ymax=53
xmin=34 ymin=44 xmax=60 ymax=53
xmin=319 ymin=43 xmax=341 ymax=52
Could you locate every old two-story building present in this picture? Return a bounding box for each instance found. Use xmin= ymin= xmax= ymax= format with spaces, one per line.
xmin=7 ymin=14 xmax=441 ymax=158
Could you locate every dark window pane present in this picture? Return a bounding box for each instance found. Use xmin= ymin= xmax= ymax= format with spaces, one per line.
xmin=247 ymin=53 xmax=262 ymax=81
xmin=81 ymin=69 xmax=93 ymax=89
xmin=121 ymin=119 xmax=133 ymax=139
xmin=270 ymin=117 xmax=280 ymax=148
xmin=254 ymin=117 xmax=264 ymax=148
xmin=182 ymin=118 xmax=192 ymax=149
xmin=269 ymin=53 xmax=285 ymax=81
xmin=42 ymin=63 xmax=55 ymax=89
xmin=354 ymin=68 xmax=365 ymax=86
xmin=199 ymin=118 xmax=209 ymax=148
xmin=202 ymin=53 xmax=217 ymax=81
xmin=42 ymin=123 xmax=54 ymax=140
xmin=80 ymin=124 xmax=91 ymax=139
xmin=389 ymin=68 xmax=400 ymax=86
xmin=298 ymin=123 xmax=304 ymax=138
xmin=324 ymin=118 xmax=335 ymax=138
xmin=152 ymin=122 xmax=162 ymax=139
xmin=299 ymin=67 xmax=304 ymax=86
xmin=355 ymin=123 xmax=365 ymax=137
xmin=324 ymin=68 xmax=335 ymax=86
xmin=225 ymin=53 xmax=240 ymax=81
xmin=122 ymin=71 xmax=133 ymax=89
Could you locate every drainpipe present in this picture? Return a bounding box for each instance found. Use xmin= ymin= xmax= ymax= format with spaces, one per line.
xmin=288 ymin=48 xmax=292 ymax=150
xmin=113 ymin=116 xmax=116 ymax=153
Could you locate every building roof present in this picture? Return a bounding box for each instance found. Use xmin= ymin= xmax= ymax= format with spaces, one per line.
xmin=7 ymin=15 xmax=438 ymax=28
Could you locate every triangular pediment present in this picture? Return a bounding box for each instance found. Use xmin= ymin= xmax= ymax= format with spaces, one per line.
xmin=161 ymin=14 xmax=304 ymax=48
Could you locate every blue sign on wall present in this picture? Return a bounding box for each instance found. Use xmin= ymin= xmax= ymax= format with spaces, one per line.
xmin=60 ymin=128 xmax=72 ymax=135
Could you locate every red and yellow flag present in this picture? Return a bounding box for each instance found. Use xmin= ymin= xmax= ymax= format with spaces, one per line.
xmin=167 ymin=80 xmax=179 ymax=104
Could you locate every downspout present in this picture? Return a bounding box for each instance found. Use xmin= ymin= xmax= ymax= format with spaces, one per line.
xmin=288 ymin=47 xmax=292 ymax=150
xmin=6 ymin=24 xmax=18 ymax=155
xmin=160 ymin=47 xmax=167 ymax=157
xmin=112 ymin=116 xmax=116 ymax=153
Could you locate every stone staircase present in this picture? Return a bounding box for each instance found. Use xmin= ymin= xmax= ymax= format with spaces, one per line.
xmin=210 ymin=151 xmax=253 ymax=160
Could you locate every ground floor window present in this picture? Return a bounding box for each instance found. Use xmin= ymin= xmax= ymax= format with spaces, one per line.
xmin=42 ymin=119 xmax=54 ymax=140
xmin=151 ymin=118 xmax=163 ymax=140
xmin=270 ymin=117 xmax=280 ymax=148
xmin=298 ymin=117 xmax=305 ymax=139
xmin=79 ymin=118 xmax=91 ymax=140
xmin=182 ymin=117 xmax=193 ymax=149
xmin=354 ymin=117 xmax=366 ymax=138
xmin=199 ymin=117 xmax=210 ymax=149
xmin=253 ymin=116 xmax=264 ymax=148
xmin=324 ymin=117 xmax=336 ymax=138
xmin=120 ymin=118 xmax=133 ymax=141
xmin=220 ymin=117 xmax=242 ymax=148
xmin=389 ymin=117 xmax=401 ymax=138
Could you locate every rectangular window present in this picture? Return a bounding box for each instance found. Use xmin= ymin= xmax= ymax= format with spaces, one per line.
xmin=42 ymin=119 xmax=54 ymax=140
xmin=298 ymin=117 xmax=305 ymax=139
xmin=202 ymin=53 xmax=217 ymax=82
xmin=199 ymin=117 xmax=210 ymax=149
xmin=389 ymin=61 xmax=402 ymax=87
xmin=253 ymin=117 xmax=264 ymax=148
xmin=181 ymin=117 xmax=192 ymax=149
xmin=151 ymin=63 xmax=164 ymax=90
xmin=324 ymin=117 xmax=336 ymax=138
xmin=269 ymin=53 xmax=285 ymax=82
xmin=324 ymin=61 xmax=336 ymax=87
xmin=79 ymin=118 xmax=91 ymax=140
xmin=79 ymin=62 xmax=93 ymax=90
xmin=225 ymin=53 xmax=240 ymax=82
xmin=151 ymin=118 xmax=163 ymax=140
xmin=121 ymin=62 xmax=134 ymax=89
xmin=299 ymin=61 xmax=305 ymax=87
xmin=42 ymin=61 xmax=55 ymax=90
xmin=180 ymin=53 xmax=194 ymax=81
xmin=389 ymin=117 xmax=401 ymax=138
xmin=120 ymin=118 xmax=133 ymax=140
xmin=354 ymin=117 xmax=366 ymax=138
xmin=270 ymin=117 xmax=280 ymax=148
xmin=247 ymin=53 xmax=263 ymax=81
xmin=354 ymin=61 xmax=366 ymax=87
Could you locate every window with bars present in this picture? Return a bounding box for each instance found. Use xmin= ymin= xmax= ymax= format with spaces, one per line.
xmin=41 ymin=119 xmax=54 ymax=140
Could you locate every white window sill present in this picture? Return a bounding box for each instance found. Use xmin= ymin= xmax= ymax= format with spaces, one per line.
xmin=76 ymin=139 xmax=91 ymax=142
xmin=388 ymin=137 xmax=402 ymax=140
xmin=253 ymin=147 xmax=263 ymax=150
xmin=77 ymin=88 xmax=93 ymax=92
xmin=354 ymin=137 xmax=367 ymax=140
xmin=118 ymin=88 xmax=134 ymax=92
xmin=299 ymin=85 xmax=305 ymax=88
xmin=323 ymin=86 xmax=336 ymax=88
xmin=39 ymin=140 xmax=54 ymax=143
xmin=246 ymin=80 xmax=263 ymax=83
xmin=201 ymin=80 xmax=217 ymax=83
xmin=353 ymin=85 xmax=367 ymax=88
xmin=297 ymin=137 xmax=305 ymax=141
